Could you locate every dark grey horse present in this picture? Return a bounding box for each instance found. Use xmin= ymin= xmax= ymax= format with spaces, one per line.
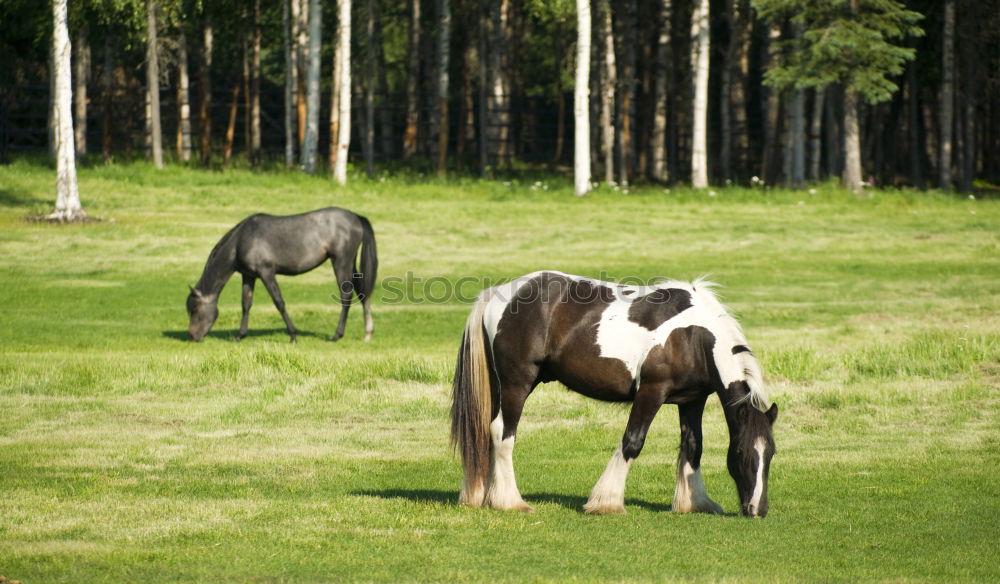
xmin=186 ymin=207 xmax=377 ymax=343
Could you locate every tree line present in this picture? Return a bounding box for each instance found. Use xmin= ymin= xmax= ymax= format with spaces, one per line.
xmin=1 ymin=1 xmax=997 ymax=208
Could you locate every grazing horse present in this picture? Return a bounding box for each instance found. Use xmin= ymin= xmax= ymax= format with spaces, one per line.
xmin=451 ymin=271 xmax=777 ymax=517
xmin=186 ymin=207 xmax=377 ymax=343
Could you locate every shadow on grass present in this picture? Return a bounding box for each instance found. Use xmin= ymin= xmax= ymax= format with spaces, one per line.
xmin=161 ymin=328 xmax=326 ymax=342
xmin=0 ymin=187 xmax=46 ymax=208
xmin=351 ymin=488 xmax=680 ymax=514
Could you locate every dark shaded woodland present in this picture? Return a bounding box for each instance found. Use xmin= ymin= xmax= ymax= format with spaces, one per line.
xmin=2 ymin=0 xmax=997 ymax=190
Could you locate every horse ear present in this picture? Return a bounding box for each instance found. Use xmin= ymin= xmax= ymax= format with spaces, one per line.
xmin=766 ymin=403 xmax=778 ymax=425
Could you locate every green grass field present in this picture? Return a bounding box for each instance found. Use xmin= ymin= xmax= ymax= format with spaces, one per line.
xmin=1 ymin=160 xmax=998 ymax=583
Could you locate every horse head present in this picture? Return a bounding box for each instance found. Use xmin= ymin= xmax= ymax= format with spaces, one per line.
xmin=727 ymin=401 xmax=778 ymax=518
xmin=186 ymin=286 xmax=218 ymax=342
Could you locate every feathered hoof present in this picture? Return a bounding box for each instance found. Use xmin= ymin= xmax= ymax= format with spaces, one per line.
xmin=582 ymin=501 xmax=626 ymax=515
xmin=486 ymin=497 xmax=535 ymax=513
xmin=672 ymin=498 xmax=724 ymax=515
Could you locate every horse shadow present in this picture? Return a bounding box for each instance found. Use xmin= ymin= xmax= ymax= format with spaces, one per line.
xmin=161 ymin=328 xmax=326 ymax=342
xmin=351 ymin=488 xmax=675 ymax=514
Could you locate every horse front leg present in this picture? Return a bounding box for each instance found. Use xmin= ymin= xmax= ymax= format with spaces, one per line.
xmin=672 ymin=396 xmax=723 ymax=514
xmin=330 ymin=258 xmax=354 ymax=342
xmin=236 ymin=274 xmax=255 ymax=341
xmin=585 ymin=384 xmax=666 ymax=515
xmin=260 ymin=273 xmax=297 ymax=342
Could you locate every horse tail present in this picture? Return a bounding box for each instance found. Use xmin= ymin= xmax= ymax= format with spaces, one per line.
xmin=352 ymin=215 xmax=378 ymax=302
xmin=691 ymin=279 xmax=769 ymax=412
xmin=450 ymin=290 xmax=495 ymax=506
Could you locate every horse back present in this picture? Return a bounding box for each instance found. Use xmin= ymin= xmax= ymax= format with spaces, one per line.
xmin=234 ymin=207 xmax=362 ymax=275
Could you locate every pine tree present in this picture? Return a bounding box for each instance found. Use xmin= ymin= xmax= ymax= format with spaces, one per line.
xmin=754 ymin=0 xmax=923 ymax=192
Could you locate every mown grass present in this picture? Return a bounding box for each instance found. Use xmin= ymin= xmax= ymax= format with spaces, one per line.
xmin=1 ymin=160 xmax=998 ymax=582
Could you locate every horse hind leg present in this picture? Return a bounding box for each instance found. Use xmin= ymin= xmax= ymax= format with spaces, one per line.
xmin=362 ymin=297 xmax=373 ymax=342
xmin=330 ymin=257 xmax=354 ymax=342
xmin=484 ymin=385 xmax=534 ymax=512
xmin=672 ymin=398 xmax=723 ymax=514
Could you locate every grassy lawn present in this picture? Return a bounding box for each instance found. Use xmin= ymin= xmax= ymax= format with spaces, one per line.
xmin=1 ymin=160 xmax=998 ymax=582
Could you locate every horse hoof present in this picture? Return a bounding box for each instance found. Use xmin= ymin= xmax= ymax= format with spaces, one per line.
xmin=583 ymin=502 xmax=626 ymax=515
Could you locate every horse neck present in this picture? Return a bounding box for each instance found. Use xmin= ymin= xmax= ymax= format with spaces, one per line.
xmin=195 ymin=236 xmax=237 ymax=298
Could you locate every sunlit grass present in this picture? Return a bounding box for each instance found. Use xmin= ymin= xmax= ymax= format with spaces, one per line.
xmin=0 ymin=160 xmax=998 ymax=582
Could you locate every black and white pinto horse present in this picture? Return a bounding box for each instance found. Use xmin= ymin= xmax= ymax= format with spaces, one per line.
xmin=187 ymin=207 xmax=377 ymax=343
xmin=451 ymin=271 xmax=777 ymax=517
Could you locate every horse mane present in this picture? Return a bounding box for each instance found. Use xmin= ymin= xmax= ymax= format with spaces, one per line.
xmin=689 ymin=277 xmax=770 ymax=412
xmin=195 ymin=219 xmax=246 ymax=292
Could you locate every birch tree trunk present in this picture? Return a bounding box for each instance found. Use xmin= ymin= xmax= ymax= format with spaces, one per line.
xmin=74 ymin=26 xmax=89 ymax=158
xmin=436 ymin=0 xmax=451 ymax=173
xmin=598 ymin=0 xmax=615 ymax=185
xmin=51 ymin=0 xmax=85 ymax=221
xmin=690 ymin=0 xmax=710 ymax=188
xmin=199 ymin=15 xmax=213 ymax=167
xmin=333 ymin=0 xmax=352 ymax=185
xmin=284 ymin=0 xmax=296 ymax=167
xmin=403 ymin=0 xmax=421 ymax=161
xmin=328 ymin=22 xmax=342 ymax=171
xmin=842 ymin=88 xmax=863 ymax=193
xmin=146 ymin=0 xmax=163 ymax=168
xmin=939 ymin=0 xmax=955 ymax=190
xmin=650 ymin=0 xmax=671 ymax=183
xmin=574 ymin=0 xmax=591 ymax=197
xmin=301 ymin=0 xmax=322 ymax=174
xmin=177 ymin=27 xmax=192 ymax=162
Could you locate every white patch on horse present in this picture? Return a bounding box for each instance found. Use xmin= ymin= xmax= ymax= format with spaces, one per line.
xmin=583 ymin=446 xmax=633 ymax=514
xmin=672 ymin=460 xmax=723 ymax=514
xmin=484 ymin=415 xmax=532 ymax=512
xmin=748 ymin=436 xmax=767 ymax=516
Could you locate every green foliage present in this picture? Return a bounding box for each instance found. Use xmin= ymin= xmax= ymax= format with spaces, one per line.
xmin=0 ymin=161 xmax=999 ymax=582
xmin=754 ymin=0 xmax=924 ymax=103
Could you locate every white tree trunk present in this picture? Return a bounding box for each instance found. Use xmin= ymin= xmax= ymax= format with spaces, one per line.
xmin=842 ymin=88 xmax=863 ymax=193
xmin=283 ymin=0 xmax=296 ymax=167
xmin=690 ymin=0 xmax=710 ymax=188
xmin=333 ymin=0 xmax=352 ymax=185
xmin=574 ymin=0 xmax=591 ymax=196
xmin=939 ymin=0 xmax=955 ymax=190
xmin=301 ymin=0 xmax=322 ymax=173
xmin=177 ymin=27 xmax=192 ymax=162
xmin=51 ymin=0 xmax=85 ymax=221
xmin=146 ymin=0 xmax=163 ymax=168
xmin=73 ymin=27 xmax=89 ymax=157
